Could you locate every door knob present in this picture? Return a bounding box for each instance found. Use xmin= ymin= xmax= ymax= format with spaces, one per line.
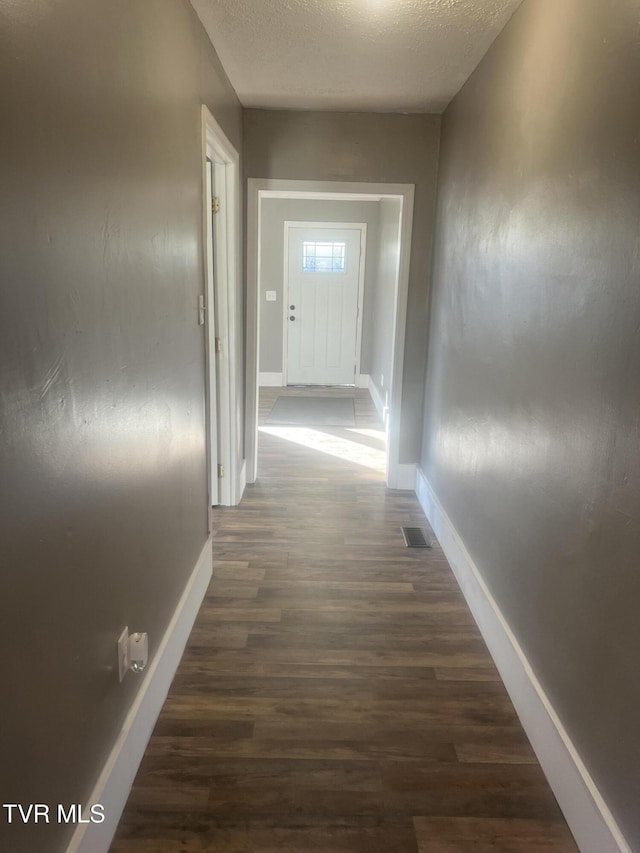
xmin=289 ymin=315 xmax=296 ymax=321
xmin=290 ymin=304 xmax=295 ymax=310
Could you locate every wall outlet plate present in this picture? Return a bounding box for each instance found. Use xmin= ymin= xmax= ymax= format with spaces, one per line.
xmin=117 ymin=626 xmax=129 ymax=683
xmin=128 ymin=631 xmax=149 ymax=673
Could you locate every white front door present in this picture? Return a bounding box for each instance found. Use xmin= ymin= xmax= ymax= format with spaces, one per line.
xmin=286 ymin=225 xmax=363 ymax=385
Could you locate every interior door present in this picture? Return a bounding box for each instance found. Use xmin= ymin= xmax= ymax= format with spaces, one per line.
xmin=286 ymin=226 xmax=362 ymax=385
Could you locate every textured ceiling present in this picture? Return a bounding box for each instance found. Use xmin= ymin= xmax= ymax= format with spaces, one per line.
xmin=190 ymin=0 xmax=523 ymax=113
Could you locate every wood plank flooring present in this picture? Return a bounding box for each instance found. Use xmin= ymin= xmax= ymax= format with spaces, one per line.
xmin=111 ymin=387 xmax=577 ymax=852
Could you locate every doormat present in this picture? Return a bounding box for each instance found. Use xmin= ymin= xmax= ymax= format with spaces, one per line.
xmin=266 ymin=395 xmax=356 ymax=427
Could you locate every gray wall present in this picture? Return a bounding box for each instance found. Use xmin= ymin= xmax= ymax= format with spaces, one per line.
xmin=259 ymin=198 xmax=380 ymax=376
xmin=245 ymin=110 xmax=441 ymax=461
xmin=0 ymin=2 xmax=241 ymax=851
xmin=422 ymin=0 xmax=640 ymax=843
xmin=369 ymin=198 xmax=402 ymax=420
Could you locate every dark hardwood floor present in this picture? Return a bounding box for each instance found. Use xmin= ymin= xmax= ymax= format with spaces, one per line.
xmin=111 ymin=387 xmax=577 ymax=852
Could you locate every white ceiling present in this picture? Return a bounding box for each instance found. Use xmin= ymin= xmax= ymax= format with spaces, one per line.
xmin=190 ymin=0 xmax=523 ymax=114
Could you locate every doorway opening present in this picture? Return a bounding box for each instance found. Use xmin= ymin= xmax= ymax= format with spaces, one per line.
xmin=246 ymin=180 xmax=415 ymax=489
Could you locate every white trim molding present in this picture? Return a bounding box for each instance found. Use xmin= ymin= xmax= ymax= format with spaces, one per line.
xmin=202 ymin=106 xmax=244 ymax=507
xmin=356 ymin=373 xmax=370 ymax=389
xmin=414 ymin=468 xmax=632 ymax=853
xmin=367 ymin=376 xmax=386 ymax=426
xmin=389 ymin=462 xmax=416 ymax=491
xmin=246 ymin=179 xmax=415 ymax=491
xmin=238 ymin=459 xmax=247 ymax=497
xmin=259 ymin=372 xmax=284 ymax=387
xmin=66 ymin=538 xmax=213 ymax=853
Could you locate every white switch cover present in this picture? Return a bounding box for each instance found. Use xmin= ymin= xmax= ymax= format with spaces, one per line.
xmin=266 ymin=290 xmax=277 ymax=302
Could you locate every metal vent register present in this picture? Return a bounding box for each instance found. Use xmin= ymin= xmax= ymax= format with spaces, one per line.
xmin=400 ymin=527 xmax=432 ymax=548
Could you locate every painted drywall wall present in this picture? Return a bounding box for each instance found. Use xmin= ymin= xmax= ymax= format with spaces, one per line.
xmin=0 ymin=2 xmax=241 ymax=851
xmin=422 ymin=0 xmax=640 ymax=844
xmin=244 ymin=110 xmax=441 ymax=462
xmin=369 ymin=198 xmax=402 ymax=425
xmin=259 ymin=198 xmax=380 ymax=377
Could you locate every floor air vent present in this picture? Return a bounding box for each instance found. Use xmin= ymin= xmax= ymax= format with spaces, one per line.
xmin=400 ymin=527 xmax=432 ymax=548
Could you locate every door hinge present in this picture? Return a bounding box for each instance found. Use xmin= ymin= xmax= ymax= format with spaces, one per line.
xmin=198 ymin=294 xmax=206 ymax=326
xmin=217 ymin=463 xmax=224 ymax=478
xmin=215 ymin=337 xmax=222 ymax=354
xmin=211 ymin=196 xmax=220 ymax=214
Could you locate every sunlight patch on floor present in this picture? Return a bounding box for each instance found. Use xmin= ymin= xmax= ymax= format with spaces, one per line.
xmin=346 ymin=427 xmax=386 ymax=446
xmin=259 ymin=425 xmax=386 ymax=472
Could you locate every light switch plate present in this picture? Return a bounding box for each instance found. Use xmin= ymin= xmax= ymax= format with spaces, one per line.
xmin=266 ymin=290 xmax=277 ymax=302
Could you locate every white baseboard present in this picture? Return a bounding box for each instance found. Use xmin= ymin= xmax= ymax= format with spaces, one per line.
xmin=237 ymin=459 xmax=246 ymax=503
xmin=388 ymin=461 xmax=416 ymax=491
xmin=367 ymin=377 xmax=386 ymax=424
xmin=414 ymin=467 xmax=631 ymax=853
xmin=259 ymin=372 xmax=283 ymax=387
xmin=66 ymin=537 xmax=213 ymax=853
xmin=356 ymin=373 xmax=370 ymax=389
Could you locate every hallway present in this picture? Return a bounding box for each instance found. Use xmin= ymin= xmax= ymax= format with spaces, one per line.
xmin=111 ymin=388 xmax=576 ymax=852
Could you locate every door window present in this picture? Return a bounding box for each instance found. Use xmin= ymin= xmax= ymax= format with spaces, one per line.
xmin=302 ymin=241 xmax=346 ymax=273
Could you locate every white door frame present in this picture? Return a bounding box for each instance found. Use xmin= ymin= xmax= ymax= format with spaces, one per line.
xmin=246 ymin=178 xmax=415 ymax=489
xmin=282 ymin=221 xmax=367 ymax=386
xmin=201 ymin=106 xmax=244 ymax=506
xmin=203 ymin=160 xmax=219 ymax=509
